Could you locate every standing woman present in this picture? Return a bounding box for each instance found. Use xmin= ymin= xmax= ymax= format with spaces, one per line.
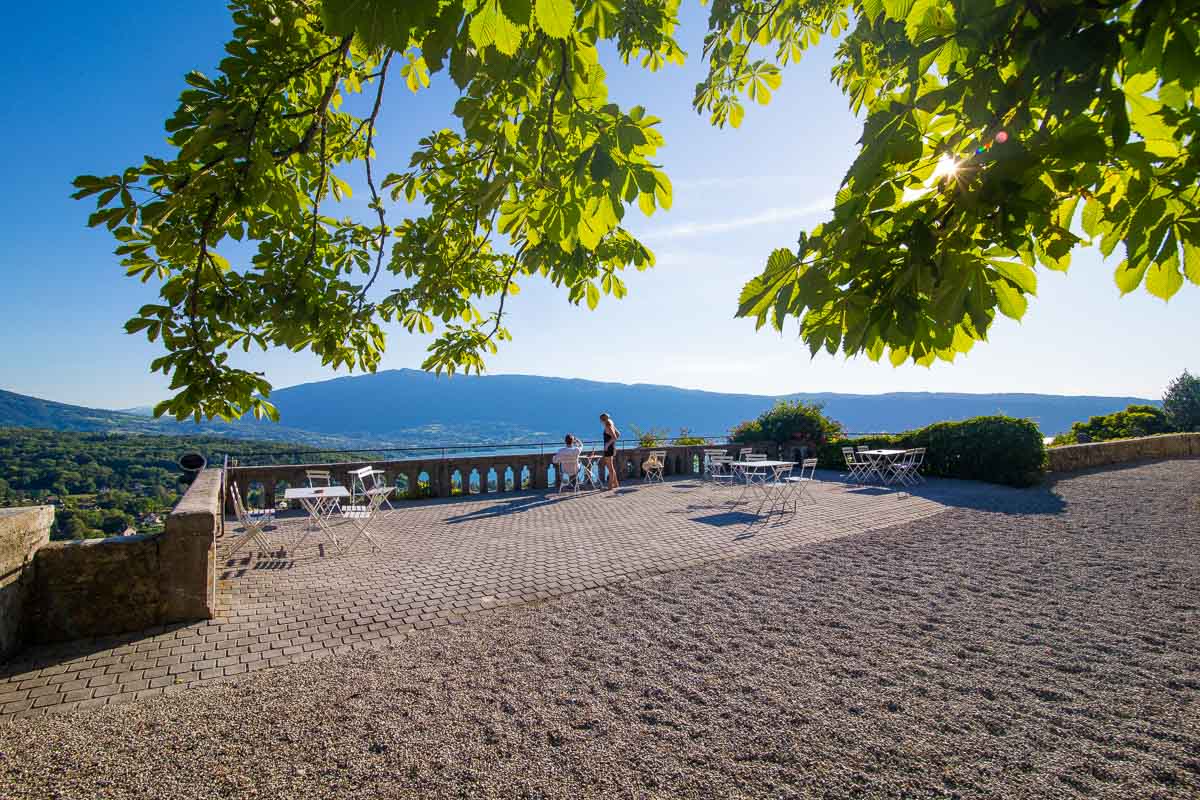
xmin=600 ymin=413 xmax=620 ymax=490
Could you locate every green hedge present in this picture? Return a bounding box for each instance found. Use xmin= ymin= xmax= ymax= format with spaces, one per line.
xmin=818 ymin=415 xmax=1046 ymax=487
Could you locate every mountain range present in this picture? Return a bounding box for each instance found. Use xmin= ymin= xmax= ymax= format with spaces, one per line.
xmin=1 ymin=370 xmax=1156 ymax=449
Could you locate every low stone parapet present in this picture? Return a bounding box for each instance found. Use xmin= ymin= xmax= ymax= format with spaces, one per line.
xmin=0 ymin=469 xmax=221 ymax=657
xmin=1047 ymin=432 xmax=1200 ymax=473
xmin=0 ymin=507 xmax=53 ymax=660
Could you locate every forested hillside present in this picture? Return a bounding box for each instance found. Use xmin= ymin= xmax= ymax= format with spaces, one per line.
xmin=0 ymin=428 xmax=300 ymax=539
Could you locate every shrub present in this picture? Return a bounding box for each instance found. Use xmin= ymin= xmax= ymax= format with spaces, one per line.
xmin=731 ymin=401 xmax=844 ymax=448
xmin=1163 ymin=370 xmax=1200 ymax=432
xmin=1052 ymin=403 xmax=1172 ymax=445
xmin=674 ymin=428 xmax=710 ymax=446
xmin=821 ymin=416 xmax=1046 ymax=487
xmin=630 ymin=425 xmax=670 ymax=448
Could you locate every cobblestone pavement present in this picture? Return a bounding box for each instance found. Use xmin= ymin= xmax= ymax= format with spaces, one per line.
xmin=0 ymin=474 xmax=1016 ymax=720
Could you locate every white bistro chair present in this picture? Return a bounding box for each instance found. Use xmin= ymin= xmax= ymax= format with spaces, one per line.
xmin=785 ymin=458 xmax=819 ymax=508
xmin=347 ymin=466 xmax=395 ymax=512
xmin=557 ymin=452 xmax=582 ymax=494
xmin=228 ymin=482 xmax=274 ymax=558
xmin=305 ymin=469 xmax=342 ymax=513
xmin=841 ymin=447 xmax=867 ymax=483
xmin=340 ymin=486 xmax=390 ymax=553
xmin=642 ymin=450 xmax=666 ymax=483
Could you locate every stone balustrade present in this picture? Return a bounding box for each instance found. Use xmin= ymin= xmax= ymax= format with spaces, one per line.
xmin=226 ymin=442 xmax=780 ymax=512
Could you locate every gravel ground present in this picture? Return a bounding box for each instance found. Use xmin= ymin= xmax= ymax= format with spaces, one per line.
xmin=1 ymin=460 xmax=1197 ymax=799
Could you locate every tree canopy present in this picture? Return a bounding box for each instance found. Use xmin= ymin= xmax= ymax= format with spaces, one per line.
xmin=74 ymin=0 xmax=1200 ymax=421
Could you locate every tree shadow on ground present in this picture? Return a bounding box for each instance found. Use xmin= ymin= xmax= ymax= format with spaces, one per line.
xmin=443 ymin=492 xmax=581 ymax=523
xmin=817 ymin=471 xmax=1067 ymax=516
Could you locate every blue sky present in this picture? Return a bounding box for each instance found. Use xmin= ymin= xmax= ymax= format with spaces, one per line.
xmin=1 ymin=3 xmax=1195 ymax=410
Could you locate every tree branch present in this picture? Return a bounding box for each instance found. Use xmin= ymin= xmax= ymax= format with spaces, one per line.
xmin=358 ymin=50 xmax=396 ymax=302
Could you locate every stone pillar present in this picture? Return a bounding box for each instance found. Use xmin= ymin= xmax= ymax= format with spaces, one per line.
xmin=159 ymin=467 xmax=219 ymax=623
xmin=0 ymin=506 xmax=53 ymax=659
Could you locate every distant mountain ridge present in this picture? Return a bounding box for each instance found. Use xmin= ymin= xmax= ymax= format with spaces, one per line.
xmin=0 ymin=372 xmax=1156 ymax=447
xmin=0 ymin=389 xmax=376 ymax=449
xmin=250 ymin=369 xmax=1153 ymax=439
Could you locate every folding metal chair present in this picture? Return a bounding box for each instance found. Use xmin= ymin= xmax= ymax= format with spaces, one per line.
xmin=305 ymin=469 xmax=341 ymax=513
xmin=892 ymin=448 xmax=926 ymax=486
xmin=347 ymin=466 xmax=396 ymax=512
xmin=557 ymin=454 xmax=582 ymax=493
xmin=702 ymin=449 xmax=728 ymax=480
xmin=708 ymin=454 xmax=736 ymax=489
xmin=642 ymin=450 xmax=666 ymax=483
xmin=340 ymin=486 xmax=389 ymax=552
xmin=228 ymin=482 xmax=274 ymax=558
xmin=755 ymin=463 xmax=795 ymax=516
xmin=842 ymin=447 xmax=867 ymax=483
xmin=785 ymin=458 xmax=819 ymax=508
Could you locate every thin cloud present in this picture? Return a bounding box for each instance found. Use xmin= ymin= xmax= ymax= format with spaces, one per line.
xmin=644 ymin=197 xmax=833 ymax=241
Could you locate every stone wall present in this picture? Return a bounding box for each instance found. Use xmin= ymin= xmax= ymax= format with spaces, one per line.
xmin=0 ymin=469 xmax=221 ymax=655
xmin=227 ymin=442 xmax=781 ymax=511
xmin=1047 ymin=432 xmax=1200 ymax=473
xmin=0 ymin=507 xmax=53 ymax=660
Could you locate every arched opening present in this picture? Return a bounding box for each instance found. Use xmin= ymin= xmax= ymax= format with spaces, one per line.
xmin=450 ymin=469 xmax=463 ymax=495
xmin=547 ymin=464 xmax=557 ymax=487
xmin=394 ymin=473 xmax=410 ymax=498
xmin=692 ymin=454 xmax=701 ymax=474
xmin=417 ymin=471 xmax=431 ymax=498
xmin=520 ymin=465 xmax=532 ymax=490
xmin=486 ymin=467 xmax=498 ymax=493
xmin=274 ymin=479 xmax=291 ymax=511
xmin=503 ymin=466 xmax=515 ymax=492
xmin=625 ymin=459 xmax=636 ymax=478
xmin=468 ymin=468 xmax=481 ymax=494
xmin=247 ymin=481 xmax=266 ymax=509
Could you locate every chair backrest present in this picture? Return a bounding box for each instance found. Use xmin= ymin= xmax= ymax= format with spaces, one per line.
xmin=306 ymin=469 xmax=332 ymax=487
xmin=229 ymin=482 xmax=249 ymax=524
xmin=841 ymin=447 xmax=856 ymax=465
xmin=910 ymin=448 xmax=926 ymax=468
xmin=801 ymin=458 xmax=818 ymax=479
xmin=856 ymin=446 xmax=870 ymax=453
xmin=746 ymin=453 xmax=767 ymax=461
xmin=649 ymin=450 xmax=666 ymax=463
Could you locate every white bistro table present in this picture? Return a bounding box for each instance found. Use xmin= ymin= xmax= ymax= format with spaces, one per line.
xmin=578 ymin=452 xmax=604 ymax=489
xmin=858 ymin=449 xmax=907 ymax=485
xmin=729 ymin=460 xmax=794 ymax=509
xmin=284 ymin=486 xmax=350 ymax=553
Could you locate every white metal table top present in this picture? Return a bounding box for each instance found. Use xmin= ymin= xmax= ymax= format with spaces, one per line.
xmin=284 ymin=486 xmax=350 ymax=499
xmin=730 ymin=460 xmax=793 ymax=468
xmin=860 ymin=449 xmax=907 ymax=456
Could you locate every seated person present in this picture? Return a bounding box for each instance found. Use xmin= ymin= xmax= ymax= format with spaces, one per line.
xmin=551 ymin=434 xmax=582 ymax=466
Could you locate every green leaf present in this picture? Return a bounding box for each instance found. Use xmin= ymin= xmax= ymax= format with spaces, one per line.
xmin=470 ymin=0 xmax=523 ymax=55
xmin=584 ymin=281 xmax=600 ymax=309
xmin=534 ymin=0 xmax=573 ymax=39
xmin=1145 ymin=234 xmax=1183 ymax=300
xmin=986 ymin=257 xmax=1037 ymax=295
xmin=991 ymin=279 xmax=1027 ymax=320
xmin=1114 ymin=258 xmax=1148 ymax=295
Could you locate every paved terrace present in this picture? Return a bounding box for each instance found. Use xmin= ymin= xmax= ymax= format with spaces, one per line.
xmin=0 ymin=474 xmax=1016 ymax=720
